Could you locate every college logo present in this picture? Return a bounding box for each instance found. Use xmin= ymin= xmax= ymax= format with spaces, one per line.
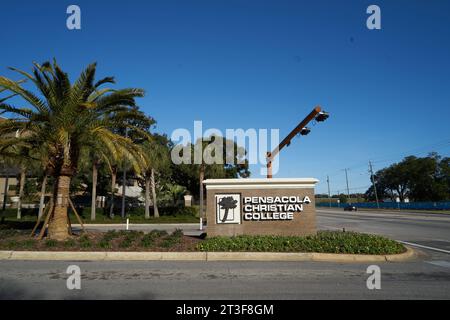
xmin=215 ymin=194 xmax=241 ymax=224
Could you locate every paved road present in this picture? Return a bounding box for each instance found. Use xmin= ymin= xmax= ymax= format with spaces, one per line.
xmin=0 ymin=209 xmax=449 ymax=299
xmin=0 ymin=260 xmax=449 ymax=300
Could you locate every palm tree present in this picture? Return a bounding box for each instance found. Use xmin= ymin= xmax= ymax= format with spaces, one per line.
xmin=140 ymin=135 xmax=171 ymax=219
xmin=165 ymin=183 xmax=187 ymax=207
xmin=0 ymin=131 xmax=38 ymax=219
xmin=0 ymin=60 xmax=148 ymax=240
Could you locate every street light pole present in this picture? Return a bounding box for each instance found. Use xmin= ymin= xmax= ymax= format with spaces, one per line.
xmin=266 ymin=106 xmax=329 ymax=178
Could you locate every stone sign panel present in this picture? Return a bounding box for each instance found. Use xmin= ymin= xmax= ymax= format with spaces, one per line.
xmin=204 ymin=178 xmax=318 ymax=237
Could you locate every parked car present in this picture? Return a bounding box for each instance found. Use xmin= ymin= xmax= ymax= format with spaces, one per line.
xmin=344 ymin=204 xmax=357 ymax=212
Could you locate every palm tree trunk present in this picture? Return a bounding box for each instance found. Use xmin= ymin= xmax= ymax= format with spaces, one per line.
xmin=145 ymin=176 xmax=151 ymax=219
xmin=38 ymin=174 xmax=48 ymax=219
xmin=48 ymin=174 xmax=71 ymax=240
xmin=91 ymin=162 xmax=98 ymax=221
xmin=109 ymin=170 xmax=116 ymax=218
xmin=16 ymin=168 xmax=26 ymax=219
xmin=151 ymin=168 xmax=159 ymax=218
xmin=199 ymin=164 xmax=205 ymax=219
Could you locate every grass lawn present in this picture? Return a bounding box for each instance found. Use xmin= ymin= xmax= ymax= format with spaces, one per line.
xmin=0 ymin=207 xmax=199 ymax=225
xmin=0 ymin=228 xmax=406 ymax=255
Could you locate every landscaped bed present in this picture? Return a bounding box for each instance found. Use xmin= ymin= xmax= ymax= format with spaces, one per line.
xmin=0 ymin=227 xmax=406 ymax=255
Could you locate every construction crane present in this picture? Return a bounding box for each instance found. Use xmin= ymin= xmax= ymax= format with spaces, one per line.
xmin=266 ymin=106 xmax=329 ymax=178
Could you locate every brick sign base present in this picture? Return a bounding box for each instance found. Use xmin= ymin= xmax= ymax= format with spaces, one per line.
xmin=204 ymin=178 xmax=318 ymax=237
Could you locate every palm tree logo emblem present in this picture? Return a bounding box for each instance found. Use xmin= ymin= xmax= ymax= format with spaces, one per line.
xmin=218 ymin=196 xmax=238 ymax=223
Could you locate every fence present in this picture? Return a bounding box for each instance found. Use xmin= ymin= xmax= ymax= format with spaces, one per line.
xmin=316 ymin=201 xmax=450 ymax=210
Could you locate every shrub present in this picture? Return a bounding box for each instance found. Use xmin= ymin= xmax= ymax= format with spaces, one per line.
xmin=98 ymin=239 xmax=112 ymax=249
xmin=150 ymin=230 xmax=168 ymax=237
xmin=64 ymin=239 xmax=76 ymax=248
xmin=22 ymin=239 xmax=36 ymax=249
xmin=79 ymin=234 xmax=92 ymax=248
xmin=118 ymin=231 xmax=143 ymax=248
xmin=45 ymin=239 xmax=58 ymax=248
xmin=140 ymin=234 xmax=156 ymax=247
xmin=197 ymin=231 xmax=406 ymax=255
xmin=160 ymin=229 xmax=184 ymax=248
xmin=5 ymin=240 xmax=18 ymax=249
xmin=102 ymin=230 xmax=120 ymax=241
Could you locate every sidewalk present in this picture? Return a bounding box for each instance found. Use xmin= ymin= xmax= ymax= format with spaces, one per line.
xmin=71 ymin=223 xmax=204 ymax=237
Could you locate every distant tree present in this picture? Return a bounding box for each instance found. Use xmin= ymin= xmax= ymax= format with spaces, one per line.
xmin=365 ymin=153 xmax=450 ymax=202
xmin=171 ymin=135 xmax=250 ymax=219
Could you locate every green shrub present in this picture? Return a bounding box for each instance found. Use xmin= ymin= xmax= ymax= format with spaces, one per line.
xmin=22 ymin=239 xmax=36 ymax=249
xmin=149 ymin=230 xmax=168 ymax=237
xmin=79 ymin=234 xmax=92 ymax=248
xmin=117 ymin=231 xmax=143 ymax=248
xmin=197 ymin=231 xmax=406 ymax=255
xmin=171 ymin=229 xmax=183 ymax=238
xmin=102 ymin=230 xmax=120 ymax=241
xmin=45 ymin=239 xmax=58 ymax=248
xmin=99 ymin=230 xmax=124 ymax=248
xmin=140 ymin=234 xmax=155 ymax=247
xmin=5 ymin=240 xmax=18 ymax=249
xmin=160 ymin=229 xmax=184 ymax=248
xmin=64 ymin=239 xmax=76 ymax=248
xmin=118 ymin=239 xmax=133 ymax=248
xmin=98 ymin=239 xmax=112 ymax=249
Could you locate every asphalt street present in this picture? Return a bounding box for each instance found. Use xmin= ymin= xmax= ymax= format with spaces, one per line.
xmin=0 ymin=209 xmax=449 ymax=299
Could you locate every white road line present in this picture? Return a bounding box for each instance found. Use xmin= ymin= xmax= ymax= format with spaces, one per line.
xmin=426 ymin=261 xmax=450 ymax=269
xmin=397 ymin=241 xmax=450 ymax=254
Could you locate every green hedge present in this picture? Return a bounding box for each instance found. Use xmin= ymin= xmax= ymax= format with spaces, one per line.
xmin=197 ymin=231 xmax=406 ymax=255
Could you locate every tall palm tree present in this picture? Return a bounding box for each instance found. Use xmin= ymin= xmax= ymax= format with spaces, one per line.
xmin=140 ymin=135 xmax=171 ymax=219
xmin=0 ymin=60 xmax=148 ymax=240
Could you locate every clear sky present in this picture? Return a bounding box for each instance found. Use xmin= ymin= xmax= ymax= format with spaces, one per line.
xmin=1 ymin=0 xmax=449 ymax=195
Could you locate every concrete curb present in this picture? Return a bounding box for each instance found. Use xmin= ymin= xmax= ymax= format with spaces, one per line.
xmin=0 ymin=246 xmax=417 ymax=263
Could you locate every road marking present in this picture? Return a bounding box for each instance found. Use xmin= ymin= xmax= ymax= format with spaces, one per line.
xmin=426 ymin=261 xmax=450 ymax=269
xmin=397 ymin=241 xmax=450 ymax=254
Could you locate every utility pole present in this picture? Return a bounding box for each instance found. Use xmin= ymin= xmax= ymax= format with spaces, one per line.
xmin=369 ymin=161 xmax=380 ymax=209
xmin=344 ymin=169 xmax=350 ymax=203
xmin=327 ymin=175 xmax=331 ymax=208
xmin=120 ymin=128 xmax=128 ymax=219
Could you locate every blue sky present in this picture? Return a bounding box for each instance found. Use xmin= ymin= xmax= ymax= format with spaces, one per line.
xmin=1 ymin=0 xmax=449 ymax=195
